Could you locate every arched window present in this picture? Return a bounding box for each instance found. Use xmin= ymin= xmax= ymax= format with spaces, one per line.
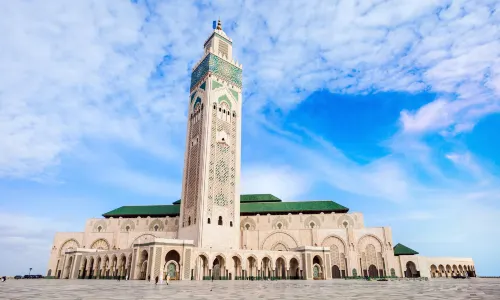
xmin=188 ymin=217 xmax=191 ymax=226
xmin=219 ymin=107 xmax=221 ymax=112
xmin=277 ymin=223 xmax=282 ymax=229
xmin=230 ymin=221 xmax=233 ymax=227
xmin=154 ymin=225 xmax=159 ymax=232
xmin=208 ymin=218 xmax=211 ymax=224
xmin=310 ymin=222 xmax=315 ymax=228
xmin=97 ymin=226 xmax=102 ymax=233
xmin=343 ymin=221 xmax=348 ymax=228
xmin=125 ymin=226 xmax=130 ymax=232
xmin=213 ymin=104 xmax=216 ymax=109
xmin=245 ymin=224 xmax=250 ymax=230
xmin=218 ymin=216 xmax=223 ymax=226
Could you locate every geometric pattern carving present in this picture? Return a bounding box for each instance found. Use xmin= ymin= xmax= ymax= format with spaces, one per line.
xmin=321 ymin=235 xmax=346 ymax=271
xmin=154 ymin=247 xmax=162 ymax=278
xmin=184 ymin=249 xmax=191 ymax=279
xmin=240 ymin=217 xmax=256 ymax=230
xmin=358 ymin=235 xmax=383 ymax=272
xmin=120 ymin=220 xmax=135 ymax=232
xmin=129 ymin=234 xmax=156 ymax=248
xmin=272 ymin=216 xmax=289 ymax=230
xmin=207 ymin=97 xmax=236 ymax=222
xmin=149 ymin=219 xmax=164 ymax=232
xmin=59 ymin=239 xmax=80 ymax=256
xmin=182 ymin=93 xmax=203 ymax=227
xmin=90 ymin=239 xmax=110 ymax=250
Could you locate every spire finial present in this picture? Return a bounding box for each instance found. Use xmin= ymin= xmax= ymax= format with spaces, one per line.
xmin=216 ymin=18 xmax=222 ymax=30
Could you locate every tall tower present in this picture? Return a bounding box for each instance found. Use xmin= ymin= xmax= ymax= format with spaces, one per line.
xmin=178 ymin=20 xmax=242 ymax=250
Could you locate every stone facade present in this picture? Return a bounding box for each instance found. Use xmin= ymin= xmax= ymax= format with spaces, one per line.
xmin=47 ymin=20 xmax=476 ymax=281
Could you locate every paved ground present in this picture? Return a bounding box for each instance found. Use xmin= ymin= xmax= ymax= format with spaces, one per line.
xmin=0 ymin=278 xmax=499 ymax=300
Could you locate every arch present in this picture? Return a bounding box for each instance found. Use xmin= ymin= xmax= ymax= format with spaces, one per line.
xmin=272 ymin=216 xmax=289 ymax=230
xmin=59 ymin=239 xmax=80 ymax=256
xmin=139 ymin=249 xmax=149 ymax=280
xmin=271 ymin=242 xmax=289 ymax=251
xmin=47 ymin=269 xmax=52 ymax=277
xmin=218 ymin=94 xmax=232 ymax=109
xmin=390 ymin=268 xmax=396 ymax=277
xmin=275 ymin=256 xmax=287 ymax=279
xmin=430 ymin=264 xmax=438 ymax=278
xmin=246 ymin=255 xmax=258 ymax=277
xmin=321 ymin=235 xmax=347 ymax=251
xmin=165 ymin=250 xmax=181 ymax=265
xmin=129 ymin=234 xmax=156 ymax=248
xmin=240 ymin=217 xmax=256 ymax=230
xmin=165 ymin=260 xmax=180 ymax=280
xmin=212 ymin=254 xmax=226 ymax=280
xmin=120 ymin=220 xmax=135 ymax=232
xmin=289 ymin=257 xmax=300 ymax=279
xmin=304 ymin=215 xmax=321 ymax=229
xmin=368 ymin=265 xmax=378 ymax=277
xmin=92 ymin=220 xmax=107 ymax=233
xmin=90 ymin=238 xmax=110 ymax=250
xmin=232 ymin=255 xmax=242 ymax=279
xmin=357 ymin=234 xmax=384 ymax=252
xmin=406 ymin=261 xmax=419 ymax=278
xmin=194 ymin=254 xmax=209 ymax=280
xmin=332 ymin=265 xmax=341 ymax=278
xmin=336 ymin=214 xmax=355 ymax=228
xmin=148 ymin=219 xmax=164 ymax=232
xmin=261 ymin=231 xmax=299 ymax=250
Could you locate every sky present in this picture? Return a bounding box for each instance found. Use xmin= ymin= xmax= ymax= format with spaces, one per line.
xmin=0 ymin=0 xmax=499 ymax=276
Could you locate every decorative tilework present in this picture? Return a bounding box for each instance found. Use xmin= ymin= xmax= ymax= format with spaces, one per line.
xmin=212 ymin=80 xmax=223 ymax=90
xmin=200 ymin=81 xmax=206 ymax=90
xmin=229 ymin=88 xmax=238 ymax=101
xmin=191 ymin=54 xmax=242 ymax=90
xmin=191 ymin=92 xmax=196 ymax=103
xmin=154 ymin=247 xmax=162 ymax=278
xmin=193 ymin=97 xmax=201 ymax=109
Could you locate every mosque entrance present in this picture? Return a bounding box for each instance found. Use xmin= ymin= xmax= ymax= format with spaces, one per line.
xmin=332 ymin=265 xmax=341 ymax=278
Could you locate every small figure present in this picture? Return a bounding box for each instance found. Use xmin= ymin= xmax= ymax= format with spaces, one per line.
xmin=166 ymin=274 xmax=170 ymax=285
xmin=155 ymin=276 xmax=159 ymax=285
xmin=148 ymin=275 xmax=151 ymax=282
xmin=125 ymin=275 xmax=128 ymax=281
xmin=1 ymin=276 xmax=6 ymax=282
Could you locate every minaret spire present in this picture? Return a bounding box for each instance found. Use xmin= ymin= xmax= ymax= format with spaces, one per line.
xmin=216 ymin=18 xmax=222 ymax=30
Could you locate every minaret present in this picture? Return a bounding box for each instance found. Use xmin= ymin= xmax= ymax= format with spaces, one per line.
xmin=178 ymin=20 xmax=242 ymax=250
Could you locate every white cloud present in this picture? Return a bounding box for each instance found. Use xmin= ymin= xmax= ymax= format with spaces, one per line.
xmin=242 ymin=165 xmax=312 ymax=200
xmin=1 ymin=0 xmax=498 ymax=178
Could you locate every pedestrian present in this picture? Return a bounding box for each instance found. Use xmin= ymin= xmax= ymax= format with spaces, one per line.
xmin=126 ymin=275 xmax=128 ymax=281
xmin=166 ymin=274 xmax=170 ymax=285
xmin=148 ymin=275 xmax=151 ymax=282
xmin=118 ymin=276 xmax=121 ymax=282
xmin=155 ymin=276 xmax=159 ymax=285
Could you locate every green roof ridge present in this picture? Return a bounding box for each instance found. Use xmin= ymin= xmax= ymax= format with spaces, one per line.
xmin=393 ymin=243 xmax=419 ymax=256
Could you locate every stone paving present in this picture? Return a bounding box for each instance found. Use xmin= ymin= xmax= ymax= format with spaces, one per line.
xmin=0 ymin=278 xmax=499 ymax=300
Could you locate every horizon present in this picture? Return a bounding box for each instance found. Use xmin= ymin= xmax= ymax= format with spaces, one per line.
xmin=1 ymin=0 xmax=499 ymax=277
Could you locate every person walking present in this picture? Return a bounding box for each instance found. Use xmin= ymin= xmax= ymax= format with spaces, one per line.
xmin=155 ymin=276 xmax=159 ymax=285
xmin=166 ymin=274 xmax=170 ymax=285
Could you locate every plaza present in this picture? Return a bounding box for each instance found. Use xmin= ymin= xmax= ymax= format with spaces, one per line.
xmin=1 ymin=278 xmax=499 ymax=300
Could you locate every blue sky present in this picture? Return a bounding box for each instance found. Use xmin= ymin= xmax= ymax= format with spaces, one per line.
xmin=0 ymin=0 xmax=499 ymax=276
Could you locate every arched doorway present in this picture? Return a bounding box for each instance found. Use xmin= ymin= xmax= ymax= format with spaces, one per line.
xmin=195 ymin=255 xmax=209 ymax=280
xmin=261 ymin=257 xmax=272 ymax=279
xmin=312 ymin=255 xmax=323 ymax=280
xmin=213 ymin=258 xmax=221 ymax=280
xmin=332 ymin=265 xmax=341 ymax=278
xmin=405 ymin=261 xmax=419 ymax=278
xmin=139 ymin=250 xmax=148 ymax=280
xmin=64 ymin=256 xmax=74 ymax=279
xmin=430 ymin=265 xmax=437 ymax=278
xmin=164 ymin=250 xmax=181 ymax=280
xmin=246 ymin=256 xmax=257 ymax=278
xmin=289 ymin=258 xmax=300 ymax=279
xmin=368 ymin=265 xmax=378 ymax=277
xmin=275 ymin=257 xmax=286 ymax=279
xmin=232 ymin=256 xmax=242 ymax=279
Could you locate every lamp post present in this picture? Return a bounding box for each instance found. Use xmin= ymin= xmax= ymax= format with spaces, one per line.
xmin=29 ymin=268 xmax=32 ymax=277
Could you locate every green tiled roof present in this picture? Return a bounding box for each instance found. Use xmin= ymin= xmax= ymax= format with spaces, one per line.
xmin=103 ymin=197 xmax=348 ymax=218
xmin=240 ymin=200 xmax=348 ymax=215
xmin=172 ymin=194 xmax=280 ymax=205
xmin=240 ymin=194 xmax=281 ymax=203
xmin=103 ymin=205 xmax=180 ymax=218
xmin=393 ymin=243 xmax=419 ymax=256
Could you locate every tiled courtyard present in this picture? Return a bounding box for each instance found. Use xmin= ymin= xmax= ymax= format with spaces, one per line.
xmin=1 ymin=278 xmax=499 ymax=299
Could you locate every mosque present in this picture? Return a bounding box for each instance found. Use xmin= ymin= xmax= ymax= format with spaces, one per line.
xmin=47 ymin=20 xmax=476 ymax=281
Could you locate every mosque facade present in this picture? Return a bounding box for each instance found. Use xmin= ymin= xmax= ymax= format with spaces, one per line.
xmin=47 ymin=21 xmax=476 ymax=281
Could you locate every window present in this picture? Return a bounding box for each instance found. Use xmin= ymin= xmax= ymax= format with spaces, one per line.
xmin=125 ymin=226 xmax=130 ymax=232
xmin=310 ymin=222 xmax=315 ymax=228
xmin=343 ymin=221 xmax=349 ymax=228
xmin=219 ymin=107 xmax=221 ymax=112
xmin=213 ymin=104 xmax=216 ymax=109
xmin=223 ymin=109 xmax=226 ymax=113
xmin=245 ymin=224 xmax=250 ymax=230
xmin=218 ymin=216 xmax=223 ymax=225
xmin=208 ymin=218 xmax=211 ymax=224
xmin=154 ymin=225 xmax=159 ymax=231
xmin=277 ymin=223 xmax=282 ymax=229
xmin=233 ymin=112 xmax=236 ymax=117
xmin=97 ymin=226 xmax=102 ymax=233
xmin=230 ymin=221 xmax=233 ymax=227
